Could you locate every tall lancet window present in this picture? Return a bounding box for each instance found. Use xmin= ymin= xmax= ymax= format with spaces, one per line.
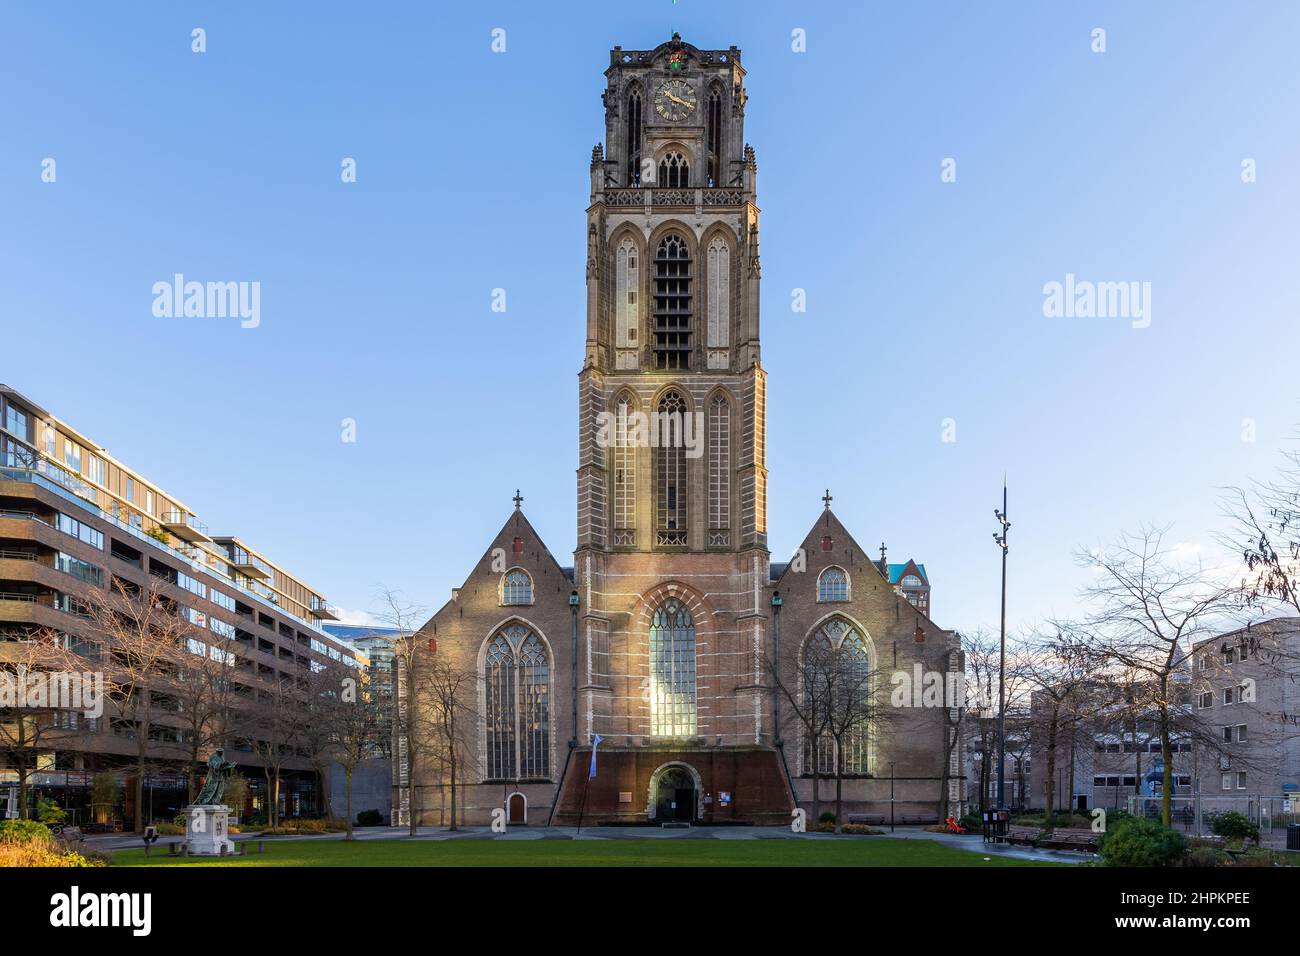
xmin=615 ymin=238 xmax=639 ymax=358
xmin=657 ymin=149 xmax=690 ymax=188
xmin=626 ymin=86 xmax=643 ymax=185
xmin=655 ymin=390 xmax=688 ymax=546
xmin=653 ymin=235 xmax=692 ymax=370
xmin=802 ymin=619 xmax=872 ymax=776
xmin=484 ymin=624 xmax=551 ymax=780
xmin=706 ymin=237 xmax=729 ymax=368
xmin=708 ymin=393 xmax=730 ymax=541
xmin=706 ymin=85 xmax=723 ymax=186
xmin=484 ymin=634 xmax=516 ymax=779
xmin=649 ymin=598 xmax=697 ymax=736
xmin=612 ymin=392 xmax=637 ymax=546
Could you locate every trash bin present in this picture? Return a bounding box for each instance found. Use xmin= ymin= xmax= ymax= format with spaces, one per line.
xmin=1287 ymin=824 xmax=1300 ymax=851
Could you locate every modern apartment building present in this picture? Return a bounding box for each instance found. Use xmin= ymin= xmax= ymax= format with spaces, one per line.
xmin=0 ymin=383 xmax=361 ymax=825
xmin=1190 ymin=618 xmax=1300 ymax=801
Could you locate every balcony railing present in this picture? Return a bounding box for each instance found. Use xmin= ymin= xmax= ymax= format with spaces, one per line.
xmin=161 ymin=509 xmax=212 ymax=543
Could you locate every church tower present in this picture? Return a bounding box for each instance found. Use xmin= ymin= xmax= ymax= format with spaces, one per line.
xmin=577 ymin=33 xmax=765 ymax=556
xmin=562 ymin=35 xmax=789 ymax=823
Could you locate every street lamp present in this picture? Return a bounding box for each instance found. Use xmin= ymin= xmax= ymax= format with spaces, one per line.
xmin=993 ymin=481 xmax=1010 ymax=811
xmin=569 ymin=590 xmax=580 ymax=750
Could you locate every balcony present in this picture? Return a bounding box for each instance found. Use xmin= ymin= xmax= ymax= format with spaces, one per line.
xmin=311 ymin=598 xmax=339 ymax=621
xmin=161 ymin=509 xmax=212 ymax=543
xmin=228 ymin=550 xmax=271 ymax=580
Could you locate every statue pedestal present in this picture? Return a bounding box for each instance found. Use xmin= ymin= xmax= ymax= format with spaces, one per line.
xmin=184 ymin=804 xmax=234 ymax=856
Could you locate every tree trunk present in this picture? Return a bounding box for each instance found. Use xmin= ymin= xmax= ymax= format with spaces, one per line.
xmin=447 ymin=707 xmax=457 ymax=832
xmin=833 ymin=737 xmax=844 ymax=833
xmin=1043 ymin=706 xmax=1059 ymax=830
xmin=345 ymin=767 xmax=354 ymax=841
xmin=1159 ymin=696 xmax=1173 ymax=828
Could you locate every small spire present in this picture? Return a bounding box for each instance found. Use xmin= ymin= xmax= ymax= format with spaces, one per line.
xmin=880 ymin=542 xmax=888 ymax=567
xmin=513 ymin=489 xmax=524 ymax=510
xmin=822 ymin=489 xmax=833 ymax=511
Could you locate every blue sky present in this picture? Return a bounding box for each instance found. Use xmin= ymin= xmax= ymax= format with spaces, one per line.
xmin=3 ymin=1 xmax=1298 ymax=634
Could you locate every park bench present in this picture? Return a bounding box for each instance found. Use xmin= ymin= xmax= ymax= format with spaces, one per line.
xmin=1036 ymin=827 xmax=1099 ymax=852
xmin=1002 ymin=825 xmax=1040 ymax=846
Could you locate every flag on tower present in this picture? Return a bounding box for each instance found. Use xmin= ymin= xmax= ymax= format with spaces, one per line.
xmin=588 ymin=734 xmax=603 ymax=779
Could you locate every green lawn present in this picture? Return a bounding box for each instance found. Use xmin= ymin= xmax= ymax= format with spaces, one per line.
xmin=112 ymin=835 xmax=1062 ymax=867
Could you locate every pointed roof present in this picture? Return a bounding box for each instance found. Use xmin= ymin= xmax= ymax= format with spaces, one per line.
xmin=418 ymin=506 xmax=571 ymax=628
xmin=887 ymin=561 xmax=928 ymax=585
xmin=771 ymin=507 xmax=889 ymax=589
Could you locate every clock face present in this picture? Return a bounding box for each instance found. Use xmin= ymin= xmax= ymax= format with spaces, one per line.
xmin=654 ymin=79 xmax=697 ymax=122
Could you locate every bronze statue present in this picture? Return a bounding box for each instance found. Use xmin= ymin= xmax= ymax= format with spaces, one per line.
xmin=195 ymin=748 xmax=236 ymax=805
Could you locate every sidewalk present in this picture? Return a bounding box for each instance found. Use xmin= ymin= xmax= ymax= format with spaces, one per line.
xmin=86 ymin=823 xmax=1088 ymax=862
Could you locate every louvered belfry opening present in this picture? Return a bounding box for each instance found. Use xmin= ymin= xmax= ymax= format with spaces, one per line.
xmin=654 ymin=234 xmax=692 ymax=370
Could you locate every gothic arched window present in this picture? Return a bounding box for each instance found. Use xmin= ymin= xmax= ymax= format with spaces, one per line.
xmin=615 ymin=238 xmax=639 ymax=354
xmin=658 ymin=149 xmax=689 ymax=188
xmin=649 ymin=598 xmax=696 ymax=736
xmin=612 ymin=392 xmax=637 ymax=542
xmin=706 ymin=236 xmax=729 ymax=365
xmin=818 ymin=567 xmax=849 ymax=602
xmin=483 ymin=624 xmax=551 ymax=780
xmin=501 ymin=569 xmax=533 ymax=605
xmin=484 ymin=634 xmax=516 ymax=779
xmin=653 ymin=235 xmax=692 ymax=370
xmin=802 ymin=618 xmax=872 ymax=776
xmin=626 ymin=86 xmax=643 ymax=185
xmin=655 ymin=390 xmax=688 ymax=545
xmin=708 ymin=393 xmax=730 ymax=536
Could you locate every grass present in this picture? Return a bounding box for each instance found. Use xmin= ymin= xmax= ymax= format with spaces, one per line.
xmin=111 ymin=835 xmax=1063 ymax=868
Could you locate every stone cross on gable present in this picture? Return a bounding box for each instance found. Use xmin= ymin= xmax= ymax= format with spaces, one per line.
xmin=513 ymin=490 xmax=523 ymax=510
xmin=822 ymin=489 xmax=832 ymax=511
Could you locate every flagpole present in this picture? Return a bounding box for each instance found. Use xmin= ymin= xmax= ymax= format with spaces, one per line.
xmin=576 ymin=773 xmax=591 ymax=838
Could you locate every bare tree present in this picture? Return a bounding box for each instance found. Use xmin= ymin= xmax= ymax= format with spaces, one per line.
xmin=83 ymin=575 xmax=198 ymax=832
xmin=301 ymin=659 xmax=383 ymax=838
xmin=0 ymin=629 xmax=87 ymax=818
xmin=764 ymin=645 xmax=834 ymax=823
xmin=1073 ymin=526 xmax=1239 ymax=826
xmin=170 ymin=627 xmax=244 ymax=802
xmin=373 ymin=588 xmax=427 ymax=835
xmin=247 ymin=674 xmax=310 ymax=829
xmin=1020 ymin=634 xmax=1095 ymax=823
xmin=421 ymin=653 xmax=477 ymax=831
xmin=1223 ymin=442 xmax=1300 ymax=619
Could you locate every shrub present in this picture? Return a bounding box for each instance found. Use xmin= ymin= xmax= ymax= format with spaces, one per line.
xmin=1098 ymin=816 xmax=1187 ymax=867
xmin=959 ymin=811 xmax=983 ymax=831
xmin=0 ymin=819 xmax=55 ymax=847
xmin=1184 ymin=844 xmax=1227 ymax=867
xmin=36 ymin=797 xmax=67 ymax=825
xmin=818 ymin=811 xmax=837 ymax=824
xmin=0 ymin=820 xmax=104 ymax=867
xmin=260 ymin=817 xmax=348 ymax=835
xmin=355 ymin=809 xmax=383 ymax=827
xmin=1208 ymin=811 xmax=1260 ymax=845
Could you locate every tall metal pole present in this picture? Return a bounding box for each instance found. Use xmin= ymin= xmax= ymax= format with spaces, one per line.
xmin=569 ymin=591 xmax=579 ymax=748
xmin=994 ymin=481 xmax=1010 ymax=809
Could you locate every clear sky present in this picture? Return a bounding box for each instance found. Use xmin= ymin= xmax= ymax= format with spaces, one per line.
xmin=3 ymin=2 xmax=1298 ymax=635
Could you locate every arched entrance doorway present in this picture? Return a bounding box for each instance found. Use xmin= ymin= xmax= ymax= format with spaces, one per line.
xmin=507 ymin=792 xmax=527 ymax=825
xmin=648 ymin=764 xmax=700 ymax=822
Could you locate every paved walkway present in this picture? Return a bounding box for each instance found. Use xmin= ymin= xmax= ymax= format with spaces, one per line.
xmin=86 ymin=824 xmax=1086 ymax=863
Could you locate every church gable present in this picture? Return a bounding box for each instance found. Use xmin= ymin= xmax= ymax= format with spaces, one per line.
xmin=419 ymin=507 xmax=574 ymax=647
xmin=773 ymin=507 xmax=955 ymax=657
